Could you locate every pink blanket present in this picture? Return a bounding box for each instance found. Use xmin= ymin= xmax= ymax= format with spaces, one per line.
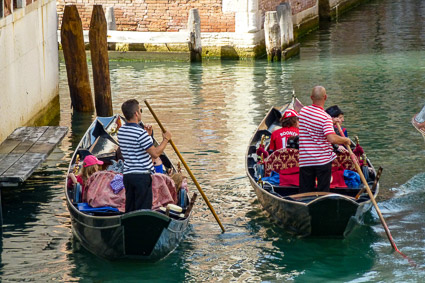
xmin=85 ymin=172 xmax=177 ymax=212
xmin=151 ymin=173 xmax=177 ymax=210
xmin=85 ymin=171 xmax=126 ymax=212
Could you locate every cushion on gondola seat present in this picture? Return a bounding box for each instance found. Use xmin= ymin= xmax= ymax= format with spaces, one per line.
xmin=77 ymin=202 xmax=119 ymax=212
xmin=264 ymin=148 xmax=299 ymax=177
xmin=331 ymin=151 xmax=356 ymax=171
xmin=264 ymin=149 xmax=356 ymax=179
xmin=279 ymin=166 xmax=300 ymax=186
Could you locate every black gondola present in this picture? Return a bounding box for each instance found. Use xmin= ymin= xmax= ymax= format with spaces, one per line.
xmin=65 ymin=115 xmax=194 ymax=260
xmin=245 ymin=98 xmax=380 ymax=237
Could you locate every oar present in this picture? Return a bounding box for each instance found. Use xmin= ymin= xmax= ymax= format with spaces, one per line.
xmin=144 ymin=100 xmax=225 ymax=233
xmin=336 ymin=123 xmax=415 ymax=265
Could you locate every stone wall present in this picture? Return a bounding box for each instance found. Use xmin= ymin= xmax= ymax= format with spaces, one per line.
xmin=56 ymin=0 xmax=236 ymax=32
xmin=259 ymin=0 xmax=316 ymax=15
xmin=0 ymin=0 xmax=59 ymax=142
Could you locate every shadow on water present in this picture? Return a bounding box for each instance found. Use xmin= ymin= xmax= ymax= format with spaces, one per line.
xmin=70 ymin=111 xmax=95 ymax=150
xmin=245 ymin=207 xmax=378 ymax=282
xmin=66 ymin=227 xmax=196 ymax=282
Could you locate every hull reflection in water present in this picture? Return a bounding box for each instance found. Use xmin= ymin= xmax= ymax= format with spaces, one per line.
xmin=65 ymin=115 xmax=192 ymax=260
xmin=245 ymin=97 xmax=379 ymax=237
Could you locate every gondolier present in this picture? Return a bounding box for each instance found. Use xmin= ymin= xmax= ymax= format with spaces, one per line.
xmin=118 ymin=99 xmax=172 ymax=212
xmin=298 ymin=86 xmax=351 ymax=193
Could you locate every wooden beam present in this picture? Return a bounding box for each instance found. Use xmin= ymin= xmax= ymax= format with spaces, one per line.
xmin=89 ymin=5 xmax=113 ymax=117
xmin=61 ymin=5 xmax=94 ymax=112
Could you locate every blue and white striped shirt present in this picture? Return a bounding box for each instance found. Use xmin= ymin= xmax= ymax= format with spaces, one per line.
xmin=117 ymin=123 xmax=154 ymax=174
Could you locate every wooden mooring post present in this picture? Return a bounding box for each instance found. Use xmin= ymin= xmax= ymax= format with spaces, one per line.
xmin=61 ymin=5 xmax=94 ymax=112
xmin=277 ymin=3 xmax=300 ymax=60
xmin=188 ymin=9 xmax=202 ymax=62
xmin=264 ymin=11 xmax=281 ymax=62
xmin=105 ymin=7 xmax=116 ymax=31
xmin=89 ymin=5 xmax=113 ymax=117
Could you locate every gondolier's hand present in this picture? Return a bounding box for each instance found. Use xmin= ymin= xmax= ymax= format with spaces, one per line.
xmin=144 ymin=124 xmax=153 ymax=136
xmin=162 ymin=131 xmax=172 ymax=143
xmin=337 ymin=145 xmax=348 ymax=153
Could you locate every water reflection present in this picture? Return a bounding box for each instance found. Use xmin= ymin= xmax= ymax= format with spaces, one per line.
xmin=1 ymin=0 xmax=425 ymax=281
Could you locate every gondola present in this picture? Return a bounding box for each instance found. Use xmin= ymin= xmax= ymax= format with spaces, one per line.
xmin=245 ymin=97 xmax=380 ymax=237
xmin=65 ymin=115 xmax=194 ymax=260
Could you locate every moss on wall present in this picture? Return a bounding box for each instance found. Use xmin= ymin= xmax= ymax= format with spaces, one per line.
xmin=28 ymin=95 xmax=61 ymax=127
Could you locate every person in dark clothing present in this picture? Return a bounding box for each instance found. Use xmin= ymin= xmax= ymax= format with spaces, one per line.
xmin=117 ymin=99 xmax=172 ymax=212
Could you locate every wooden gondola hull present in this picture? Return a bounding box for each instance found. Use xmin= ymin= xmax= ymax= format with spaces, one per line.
xmin=68 ymin=197 xmax=190 ymax=260
xmin=65 ymin=115 xmax=191 ymax=260
xmin=250 ymin=178 xmax=373 ymax=237
xmin=246 ymin=101 xmax=379 ymax=237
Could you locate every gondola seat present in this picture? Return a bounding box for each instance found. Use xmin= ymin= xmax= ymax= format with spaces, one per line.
xmin=264 ymin=148 xmax=299 ymax=177
xmin=264 ymin=148 xmax=356 ymax=177
xmin=332 ymin=151 xmax=356 ymax=171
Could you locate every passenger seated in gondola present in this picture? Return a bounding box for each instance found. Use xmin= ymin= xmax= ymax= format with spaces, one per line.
xmin=171 ymin=173 xmax=189 ymax=207
xmin=67 ymin=155 xmax=103 ymax=202
xmin=269 ymin=109 xmax=299 ymax=152
xmin=153 ymin=156 xmax=164 ymax=173
xmin=326 ymin=105 xmax=349 ymax=153
xmin=325 ymin=105 xmax=347 ymax=137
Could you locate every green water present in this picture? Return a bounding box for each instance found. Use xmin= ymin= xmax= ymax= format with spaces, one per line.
xmin=1 ymin=0 xmax=425 ymax=281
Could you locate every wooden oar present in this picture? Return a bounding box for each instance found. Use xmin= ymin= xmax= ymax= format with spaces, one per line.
xmin=144 ymin=100 xmax=225 ymax=233
xmin=355 ymin=167 xmax=382 ymax=200
xmin=336 ymin=123 xmax=415 ymax=264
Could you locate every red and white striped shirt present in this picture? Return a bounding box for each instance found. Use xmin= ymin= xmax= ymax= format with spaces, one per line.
xmin=299 ymin=104 xmax=336 ymax=167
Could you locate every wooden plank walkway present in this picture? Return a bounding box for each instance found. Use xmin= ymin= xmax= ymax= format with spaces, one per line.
xmin=0 ymin=126 xmax=68 ymax=187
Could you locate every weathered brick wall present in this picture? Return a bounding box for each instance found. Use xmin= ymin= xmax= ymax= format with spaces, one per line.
xmin=2 ymin=0 xmax=39 ymax=17
xmin=259 ymin=0 xmax=316 ymax=15
xmin=57 ymin=0 xmax=236 ymax=32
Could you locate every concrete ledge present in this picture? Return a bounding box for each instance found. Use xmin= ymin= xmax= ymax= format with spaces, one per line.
xmin=59 ymin=50 xmax=191 ymax=62
xmin=282 ymin=43 xmax=300 ymax=61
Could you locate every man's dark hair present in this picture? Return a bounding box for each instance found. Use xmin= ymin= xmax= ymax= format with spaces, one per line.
xmin=121 ymin=99 xmax=139 ymax=120
xmin=281 ymin=116 xmax=298 ymax=128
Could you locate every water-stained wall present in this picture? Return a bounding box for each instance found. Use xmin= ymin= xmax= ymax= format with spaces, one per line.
xmin=0 ymin=0 xmax=59 ymax=142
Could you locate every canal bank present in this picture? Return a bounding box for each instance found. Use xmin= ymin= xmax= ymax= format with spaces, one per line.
xmin=56 ymin=0 xmax=371 ymax=59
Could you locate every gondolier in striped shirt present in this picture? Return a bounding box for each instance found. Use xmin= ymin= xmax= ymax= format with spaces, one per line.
xmin=118 ymin=99 xmax=172 ymax=212
xmin=298 ymin=86 xmax=351 ymax=193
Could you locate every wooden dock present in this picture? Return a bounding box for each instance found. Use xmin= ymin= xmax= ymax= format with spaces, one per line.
xmin=0 ymin=126 xmax=68 ymax=187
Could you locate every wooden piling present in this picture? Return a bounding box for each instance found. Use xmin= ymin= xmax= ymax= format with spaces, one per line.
xmin=61 ymin=5 xmax=94 ymax=112
xmin=105 ymin=7 xmax=116 ymax=30
xmin=188 ymin=9 xmax=202 ymax=62
xmin=264 ymin=11 xmax=281 ymax=62
xmin=277 ymin=3 xmax=294 ymax=50
xmin=89 ymin=5 xmax=113 ymax=117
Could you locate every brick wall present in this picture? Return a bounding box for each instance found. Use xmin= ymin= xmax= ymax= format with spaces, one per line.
xmin=259 ymin=0 xmax=316 ymax=15
xmin=57 ymin=0 xmax=236 ymax=32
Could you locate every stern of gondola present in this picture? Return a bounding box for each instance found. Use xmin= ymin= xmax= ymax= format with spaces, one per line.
xmin=307 ymin=195 xmax=358 ymax=236
xmin=121 ymin=210 xmax=190 ymax=260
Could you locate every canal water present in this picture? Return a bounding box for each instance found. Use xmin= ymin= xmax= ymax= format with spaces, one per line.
xmin=1 ymin=0 xmax=425 ymax=281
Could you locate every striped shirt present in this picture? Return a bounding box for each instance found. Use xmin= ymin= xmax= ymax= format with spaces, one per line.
xmin=117 ymin=123 xmax=154 ymax=174
xmin=299 ymin=104 xmax=336 ymax=167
